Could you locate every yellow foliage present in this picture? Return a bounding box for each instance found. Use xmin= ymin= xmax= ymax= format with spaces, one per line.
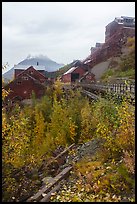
xmin=116 ymin=100 xmax=135 ymax=151
xmin=75 ymin=159 xmax=102 ymax=176
xmin=69 ymin=118 xmax=77 ymax=142
xmin=80 ymin=101 xmax=93 ymax=141
xmin=53 ymin=79 xmax=64 ymax=100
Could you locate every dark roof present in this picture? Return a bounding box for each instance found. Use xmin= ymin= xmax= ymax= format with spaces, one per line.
xmin=14 ymin=64 xmax=46 ymax=70
xmin=16 ymin=66 xmax=47 ymax=79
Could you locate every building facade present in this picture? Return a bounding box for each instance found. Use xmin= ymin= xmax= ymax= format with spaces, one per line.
xmin=14 ymin=64 xmax=46 ymax=78
xmin=62 ymin=67 xmax=86 ymax=83
xmin=105 ymin=16 xmax=135 ymax=42
xmin=4 ymin=66 xmax=47 ymax=103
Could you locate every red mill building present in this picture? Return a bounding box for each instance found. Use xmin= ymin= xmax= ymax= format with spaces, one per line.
xmin=82 ymin=16 xmax=135 ymax=72
xmin=62 ymin=16 xmax=135 ymax=82
xmin=105 ymin=16 xmax=135 ymax=42
xmin=61 ymin=16 xmax=135 ymax=83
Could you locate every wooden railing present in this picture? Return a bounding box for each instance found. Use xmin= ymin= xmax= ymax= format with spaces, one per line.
xmin=78 ymin=82 xmax=135 ymax=105
xmin=79 ymin=82 xmax=135 ymax=95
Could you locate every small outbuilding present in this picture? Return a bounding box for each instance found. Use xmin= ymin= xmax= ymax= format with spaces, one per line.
xmin=61 ymin=66 xmax=86 ymax=83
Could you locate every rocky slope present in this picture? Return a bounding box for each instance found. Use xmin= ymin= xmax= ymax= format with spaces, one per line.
xmin=82 ymin=27 xmax=135 ymax=80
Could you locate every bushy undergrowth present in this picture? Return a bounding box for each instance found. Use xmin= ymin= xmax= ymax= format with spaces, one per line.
xmin=2 ymin=81 xmax=135 ymax=202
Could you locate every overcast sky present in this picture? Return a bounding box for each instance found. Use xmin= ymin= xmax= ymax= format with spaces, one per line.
xmin=2 ymin=2 xmax=135 ymax=72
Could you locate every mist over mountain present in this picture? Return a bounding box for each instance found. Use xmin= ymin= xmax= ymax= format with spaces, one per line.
xmin=3 ymin=54 xmax=64 ymax=81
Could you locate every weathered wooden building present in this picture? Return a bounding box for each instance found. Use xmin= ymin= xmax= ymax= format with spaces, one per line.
xmin=82 ymin=16 xmax=135 ymax=72
xmin=90 ymin=42 xmax=104 ymax=54
xmin=60 ymin=16 xmax=135 ymax=84
xmin=4 ymin=66 xmax=47 ymax=103
xmin=61 ymin=67 xmax=86 ymax=83
xmin=15 ymin=66 xmax=47 ymax=83
xmin=14 ymin=64 xmax=46 ymax=78
xmin=105 ymin=16 xmax=135 ymax=42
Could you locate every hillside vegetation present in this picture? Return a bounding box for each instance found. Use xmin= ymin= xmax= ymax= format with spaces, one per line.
xmin=2 ymin=80 xmax=135 ymax=202
xmin=101 ymin=37 xmax=135 ymax=82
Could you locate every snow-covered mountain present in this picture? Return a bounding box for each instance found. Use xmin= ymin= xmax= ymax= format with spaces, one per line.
xmin=3 ymin=54 xmax=64 ymax=81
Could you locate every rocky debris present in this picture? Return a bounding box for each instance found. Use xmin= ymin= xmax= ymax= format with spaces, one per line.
xmin=65 ymin=138 xmax=103 ymax=166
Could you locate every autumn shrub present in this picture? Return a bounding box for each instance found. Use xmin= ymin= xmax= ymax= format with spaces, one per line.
xmin=115 ymin=100 xmax=135 ymax=151
xmin=2 ymin=78 xmax=135 ymax=202
xmin=49 ymin=88 xmax=135 ymax=202
xmin=35 ymin=95 xmax=52 ymax=123
xmin=2 ymin=105 xmax=32 ymax=201
xmin=31 ymin=109 xmax=47 ymax=159
xmin=46 ymin=91 xmax=82 ymax=149
xmin=42 ymin=85 xmax=93 ymax=152
xmin=46 ymin=97 xmax=74 ymax=148
xmin=53 ymin=79 xmax=64 ymax=101
xmin=2 ymin=89 xmax=53 ymax=201
xmin=87 ymin=96 xmax=134 ymax=199
xmin=80 ymin=100 xmax=93 ymax=142
xmin=65 ymin=89 xmax=87 ymax=143
xmin=115 ymin=99 xmax=135 ymax=175
xmin=90 ymin=97 xmax=120 ymax=158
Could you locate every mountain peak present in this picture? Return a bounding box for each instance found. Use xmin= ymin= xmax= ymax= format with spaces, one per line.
xmin=3 ymin=55 xmax=64 ymax=81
